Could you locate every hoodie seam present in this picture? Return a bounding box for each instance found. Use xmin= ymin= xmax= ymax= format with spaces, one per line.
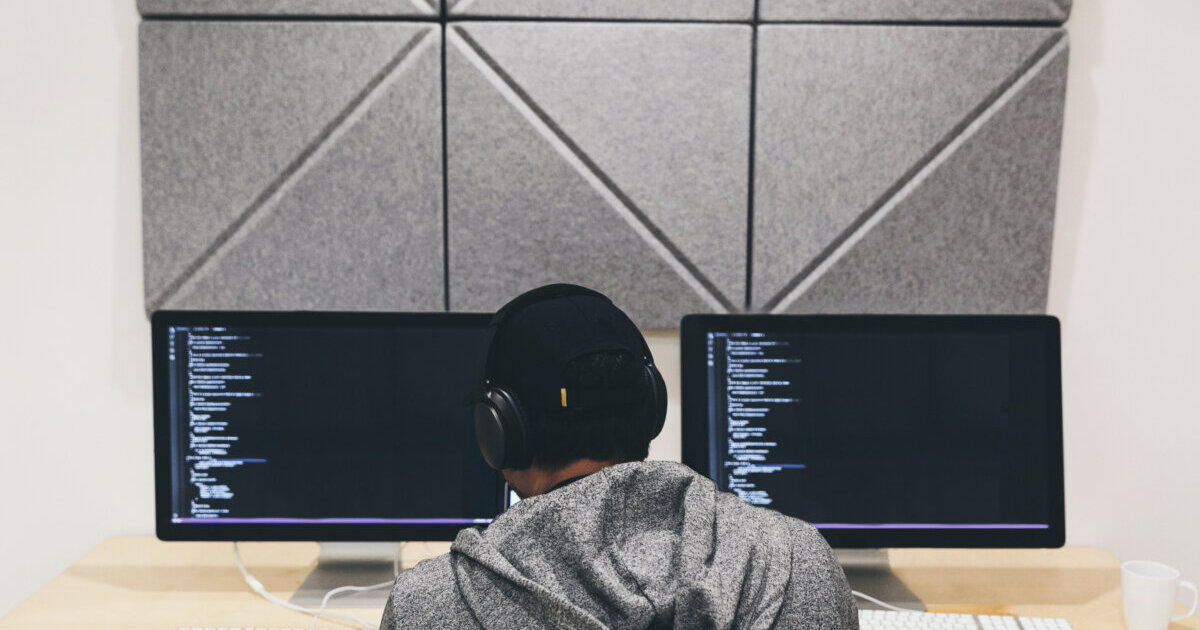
xmin=455 ymin=531 xmax=609 ymax=629
xmin=419 ymin=462 xmax=838 ymax=630
xmin=609 ymin=467 xmax=662 ymax=626
xmin=765 ymin=523 xmax=799 ymax=630
xmin=450 ymin=551 xmax=488 ymax=630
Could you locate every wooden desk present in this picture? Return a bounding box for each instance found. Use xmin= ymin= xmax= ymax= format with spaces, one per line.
xmin=2 ymin=537 xmax=1197 ymax=629
xmin=890 ymin=548 xmax=1198 ymax=629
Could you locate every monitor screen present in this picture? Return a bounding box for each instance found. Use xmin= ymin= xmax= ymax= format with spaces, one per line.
xmin=681 ymin=315 xmax=1064 ymax=548
xmin=152 ymin=310 xmax=505 ymax=541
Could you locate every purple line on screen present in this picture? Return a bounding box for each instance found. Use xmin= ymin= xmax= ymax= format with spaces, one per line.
xmin=172 ymin=517 xmax=493 ymax=525
xmin=813 ymin=523 xmax=1049 ymax=530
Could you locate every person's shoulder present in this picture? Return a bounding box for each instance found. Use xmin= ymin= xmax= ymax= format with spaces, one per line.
xmin=772 ymin=516 xmax=858 ymax=628
xmin=711 ymin=493 xmax=857 ymax=621
xmin=382 ymin=554 xmax=479 ymax=630
xmin=784 ymin=515 xmax=837 ymax=558
xmin=714 ymin=495 xmax=841 ymax=572
xmin=390 ymin=553 xmax=455 ymax=602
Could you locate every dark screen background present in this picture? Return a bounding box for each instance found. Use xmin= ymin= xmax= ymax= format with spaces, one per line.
xmin=708 ymin=331 xmax=1051 ymax=527
xmin=167 ymin=322 xmax=502 ymax=522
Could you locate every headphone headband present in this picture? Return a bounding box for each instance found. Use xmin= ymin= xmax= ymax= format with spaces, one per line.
xmin=476 ymin=284 xmax=649 ymax=400
xmin=473 ymin=284 xmax=666 ymax=471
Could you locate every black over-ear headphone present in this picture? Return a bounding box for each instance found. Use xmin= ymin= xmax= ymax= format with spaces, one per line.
xmin=472 ymin=285 xmax=667 ymax=470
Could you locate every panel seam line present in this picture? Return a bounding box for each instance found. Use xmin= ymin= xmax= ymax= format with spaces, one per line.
xmin=745 ymin=5 xmax=759 ymax=310
xmin=441 ymin=22 xmax=450 ymax=311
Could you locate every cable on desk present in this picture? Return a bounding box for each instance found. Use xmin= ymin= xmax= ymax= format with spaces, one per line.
xmin=305 ymin=542 xmax=439 ymax=629
xmin=852 ymin=590 xmax=923 ymax=613
xmin=232 ymin=542 xmax=381 ymax=630
xmin=308 ymin=582 xmax=393 ymax=630
xmin=306 ymin=544 xmax=407 ymax=630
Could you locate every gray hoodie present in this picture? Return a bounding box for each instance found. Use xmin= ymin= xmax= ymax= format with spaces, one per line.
xmin=382 ymin=461 xmax=858 ymax=629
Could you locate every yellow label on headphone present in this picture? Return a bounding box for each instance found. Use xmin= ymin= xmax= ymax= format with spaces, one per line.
xmin=561 ymin=388 xmax=568 ymax=407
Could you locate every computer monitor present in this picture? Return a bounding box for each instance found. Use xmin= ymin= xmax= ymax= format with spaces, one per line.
xmin=681 ymin=315 xmax=1064 ymax=550
xmin=152 ymin=310 xmax=505 ymax=544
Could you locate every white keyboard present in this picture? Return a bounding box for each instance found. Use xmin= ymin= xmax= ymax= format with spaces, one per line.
xmin=859 ymin=610 xmax=1073 ymax=629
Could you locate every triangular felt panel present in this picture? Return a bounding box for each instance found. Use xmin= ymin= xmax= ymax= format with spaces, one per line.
xmin=759 ymin=0 xmax=1069 ymax=23
xmin=166 ymin=30 xmax=443 ymax=311
xmin=141 ymin=22 xmax=429 ymax=305
xmin=446 ymin=36 xmax=715 ymax=329
xmin=458 ymin=22 xmax=751 ymax=308
xmin=449 ymin=0 xmax=752 ymax=20
xmin=778 ymin=44 xmax=1068 ymax=314
xmin=753 ymin=25 xmax=1058 ymax=308
xmin=138 ymin=0 xmax=437 ymax=17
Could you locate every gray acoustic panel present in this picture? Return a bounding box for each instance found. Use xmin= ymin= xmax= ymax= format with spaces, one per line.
xmin=768 ymin=36 xmax=1068 ymax=314
xmin=753 ymin=25 xmax=1064 ymax=311
xmin=138 ymin=0 xmax=438 ymax=17
xmin=448 ymin=0 xmax=752 ymax=20
xmin=459 ymin=22 xmax=750 ymax=311
xmin=446 ymin=23 xmax=752 ymax=328
xmin=760 ymin=0 xmax=1070 ymax=23
xmin=141 ymin=22 xmax=443 ymax=312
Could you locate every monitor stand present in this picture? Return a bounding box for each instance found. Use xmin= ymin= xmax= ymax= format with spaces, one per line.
xmin=836 ymin=549 xmax=925 ymax=611
xmin=290 ymin=542 xmax=401 ymax=608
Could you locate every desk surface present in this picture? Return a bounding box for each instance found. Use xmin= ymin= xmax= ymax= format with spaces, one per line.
xmin=2 ymin=537 xmax=1197 ymax=629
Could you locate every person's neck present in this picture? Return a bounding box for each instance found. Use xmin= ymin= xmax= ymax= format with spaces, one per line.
xmin=524 ymin=458 xmax=620 ymax=497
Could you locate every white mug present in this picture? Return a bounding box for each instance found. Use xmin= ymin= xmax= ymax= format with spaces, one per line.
xmin=1122 ymin=560 xmax=1199 ymax=630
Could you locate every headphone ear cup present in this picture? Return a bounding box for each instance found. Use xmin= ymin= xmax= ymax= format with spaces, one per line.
xmin=474 ymin=388 xmax=532 ymax=470
xmin=644 ymin=364 xmax=667 ymax=442
xmin=498 ymin=388 xmax=532 ymax=469
xmin=473 ymin=395 xmax=508 ymax=471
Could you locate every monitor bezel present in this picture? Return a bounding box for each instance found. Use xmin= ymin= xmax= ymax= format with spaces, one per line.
xmin=680 ymin=314 xmax=1065 ymax=549
xmin=151 ymin=309 xmax=501 ymax=542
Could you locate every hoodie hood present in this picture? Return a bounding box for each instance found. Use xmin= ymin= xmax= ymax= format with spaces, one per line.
xmin=447 ymin=461 xmax=803 ymax=630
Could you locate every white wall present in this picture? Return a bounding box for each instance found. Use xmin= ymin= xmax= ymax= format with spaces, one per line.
xmin=0 ymin=0 xmax=152 ymax=617
xmin=1051 ymin=0 xmax=1200 ymax=582
xmin=1 ymin=0 xmax=1198 ymax=619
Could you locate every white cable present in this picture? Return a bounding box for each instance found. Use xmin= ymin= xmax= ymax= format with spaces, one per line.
xmin=852 ymin=590 xmax=924 ymax=613
xmin=232 ymin=542 xmax=380 ymax=630
xmin=308 ymin=582 xmax=393 ymax=630
xmin=307 ymin=543 xmax=407 ymax=630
